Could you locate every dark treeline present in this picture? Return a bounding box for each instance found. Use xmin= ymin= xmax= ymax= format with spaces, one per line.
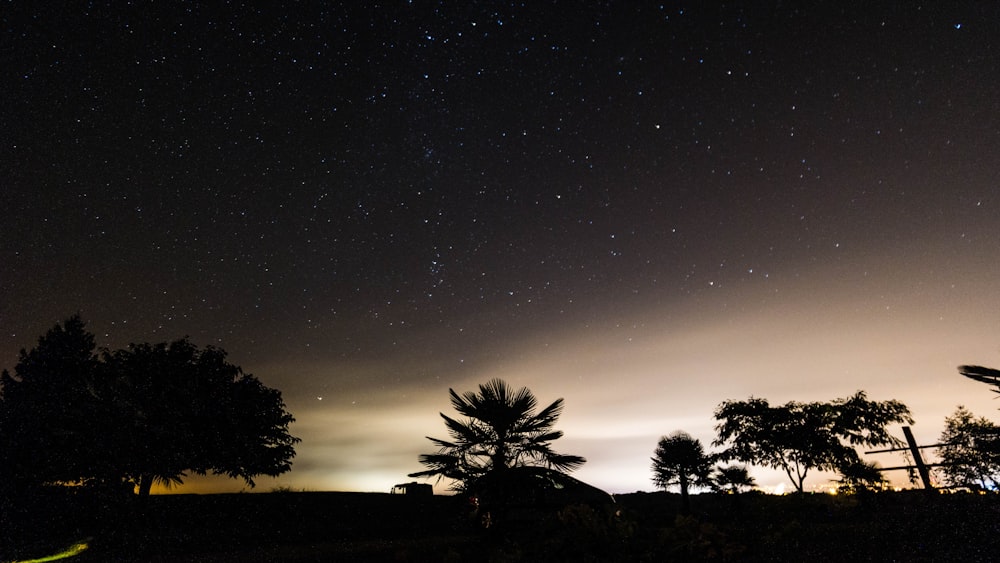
xmin=5 ymin=317 xmax=1000 ymax=561
xmin=0 ymin=315 xmax=299 ymax=497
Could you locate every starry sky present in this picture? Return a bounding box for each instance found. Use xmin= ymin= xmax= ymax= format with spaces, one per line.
xmin=4 ymin=2 xmax=1000 ymax=494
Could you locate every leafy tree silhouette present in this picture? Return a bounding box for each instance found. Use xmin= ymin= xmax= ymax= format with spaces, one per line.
xmin=409 ymin=378 xmax=585 ymax=488
xmin=651 ymin=431 xmax=712 ymax=514
xmin=834 ymin=460 xmax=889 ymax=494
xmin=710 ymin=464 xmax=758 ymax=513
xmin=713 ymin=391 xmax=912 ymax=493
xmin=935 ymin=405 xmax=1000 ymax=491
xmin=0 ymin=316 xmax=300 ymax=496
xmin=712 ymin=464 xmax=756 ymax=495
xmin=101 ymin=338 xmax=300 ymax=495
xmin=0 ymin=315 xmax=106 ymax=489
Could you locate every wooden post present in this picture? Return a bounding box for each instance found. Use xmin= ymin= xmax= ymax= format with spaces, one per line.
xmin=902 ymin=426 xmax=934 ymax=491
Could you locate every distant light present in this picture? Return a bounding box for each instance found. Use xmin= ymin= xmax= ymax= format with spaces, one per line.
xmin=954 ymin=23 xmax=962 ymax=29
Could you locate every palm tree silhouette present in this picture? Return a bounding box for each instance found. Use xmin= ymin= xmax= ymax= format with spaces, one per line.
xmin=712 ymin=464 xmax=756 ymax=495
xmin=959 ymin=365 xmax=1000 ymax=393
xmin=410 ymin=378 xmax=585 ymax=487
xmin=651 ymin=431 xmax=712 ymax=513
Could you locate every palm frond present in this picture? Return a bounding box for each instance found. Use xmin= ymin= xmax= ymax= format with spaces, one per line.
xmin=413 ymin=379 xmax=585 ymax=484
xmin=960 ymin=365 xmax=1000 ymax=392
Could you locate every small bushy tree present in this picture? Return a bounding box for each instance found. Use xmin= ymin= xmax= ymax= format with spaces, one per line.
xmin=834 ymin=460 xmax=889 ymax=494
xmin=935 ymin=405 xmax=1000 ymax=491
xmin=712 ymin=465 xmax=756 ymax=495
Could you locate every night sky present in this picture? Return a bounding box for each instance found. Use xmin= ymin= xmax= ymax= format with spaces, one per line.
xmin=4 ymin=2 xmax=1000 ymax=494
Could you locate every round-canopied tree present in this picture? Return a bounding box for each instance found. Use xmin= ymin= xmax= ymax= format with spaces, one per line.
xmin=101 ymin=339 xmax=301 ymax=495
xmin=410 ymin=378 xmax=585 ymax=488
xmin=0 ymin=316 xmax=300 ymax=496
xmin=713 ymin=391 xmax=912 ymax=493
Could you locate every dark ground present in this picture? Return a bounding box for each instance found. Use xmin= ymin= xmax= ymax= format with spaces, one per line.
xmin=3 ymin=488 xmax=1000 ymax=562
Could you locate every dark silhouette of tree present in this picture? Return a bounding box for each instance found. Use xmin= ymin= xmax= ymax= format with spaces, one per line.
xmin=712 ymin=464 xmax=757 ymax=511
xmin=651 ymin=431 xmax=712 ymax=513
xmin=101 ymin=339 xmax=300 ymax=495
xmin=935 ymin=405 xmax=1000 ymax=491
xmin=712 ymin=464 xmax=756 ymax=495
xmin=0 ymin=317 xmax=300 ymax=496
xmin=0 ymin=315 xmax=106 ymax=488
xmin=834 ymin=460 xmax=888 ymax=494
xmin=713 ymin=391 xmax=912 ymax=493
xmin=409 ymin=378 xmax=585 ymax=488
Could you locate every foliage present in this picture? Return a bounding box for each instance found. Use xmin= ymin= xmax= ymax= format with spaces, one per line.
xmin=712 ymin=464 xmax=756 ymax=494
xmin=651 ymin=432 xmax=713 ymax=513
xmin=102 ymin=339 xmax=300 ymax=494
xmin=958 ymin=365 xmax=1000 ymax=393
xmin=713 ymin=391 xmax=912 ymax=493
xmin=834 ymin=460 xmax=889 ymax=494
xmin=0 ymin=316 xmax=299 ymax=495
xmin=410 ymin=378 xmax=585 ymax=488
xmin=656 ymin=515 xmax=744 ymax=562
xmin=0 ymin=315 xmax=104 ymax=488
xmin=935 ymin=405 xmax=1000 ymax=491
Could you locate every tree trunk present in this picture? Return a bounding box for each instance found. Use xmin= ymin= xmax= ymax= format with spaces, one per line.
xmin=137 ymin=474 xmax=153 ymax=497
xmin=679 ymin=475 xmax=690 ymax=514
xmin=492 ymin=436 xmax=508 ymax=471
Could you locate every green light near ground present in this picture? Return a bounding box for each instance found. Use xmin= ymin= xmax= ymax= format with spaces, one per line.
xmin=5 ymin=539 xmax=90 ymax=563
